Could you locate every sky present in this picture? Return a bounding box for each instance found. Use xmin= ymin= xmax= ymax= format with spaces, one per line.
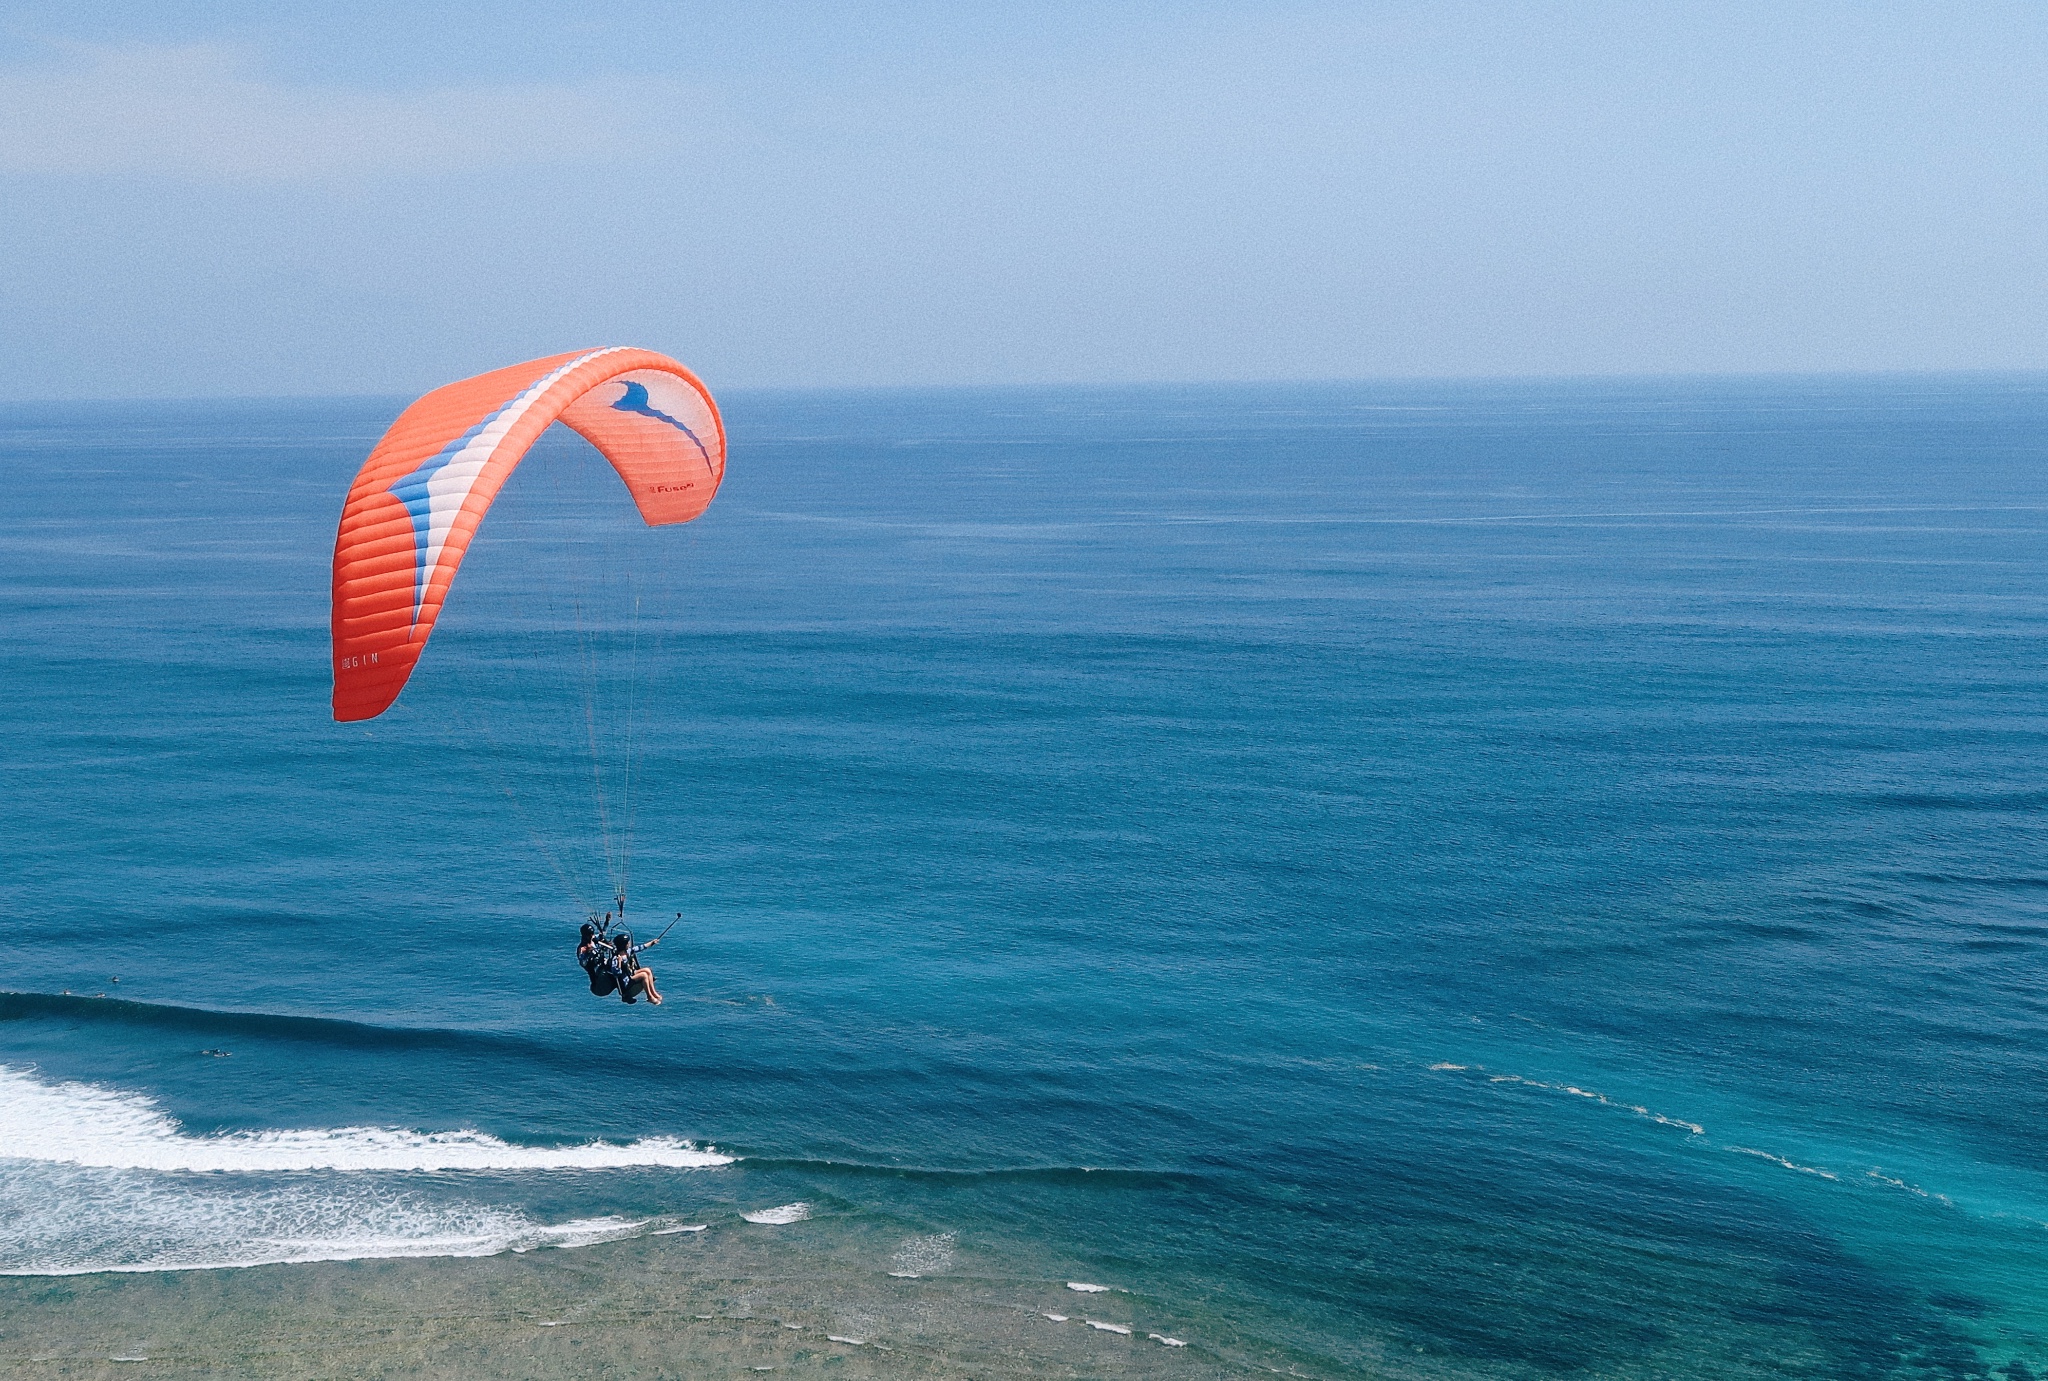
xmin=1 ymin=1 xmax=2045 ymax=399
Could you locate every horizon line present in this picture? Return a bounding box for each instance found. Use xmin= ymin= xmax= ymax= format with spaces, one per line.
xmin=5 ymin=364 xmax=2048 ymax=409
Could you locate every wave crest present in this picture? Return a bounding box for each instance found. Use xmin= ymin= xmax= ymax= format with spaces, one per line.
xmin=0 ymin=1064 xmax=732 ymax=1172
xmin=0 ymin=1065 xmax=731 ymax=1276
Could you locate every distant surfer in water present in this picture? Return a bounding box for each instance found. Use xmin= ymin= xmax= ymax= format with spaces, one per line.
xmin=608 ymin=931 xmax=664 ymax=1005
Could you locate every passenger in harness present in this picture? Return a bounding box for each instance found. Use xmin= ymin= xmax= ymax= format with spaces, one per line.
xmin=608 ymin=931 xmax=664 ymax=1005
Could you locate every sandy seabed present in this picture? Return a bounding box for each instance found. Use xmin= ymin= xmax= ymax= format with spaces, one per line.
xmin=0 ymin=1225 xmax=1240 ymax=1381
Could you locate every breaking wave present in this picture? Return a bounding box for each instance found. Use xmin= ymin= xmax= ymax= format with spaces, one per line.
xmin=0 ymin=1064 xmax=731 ymax=1173
xmin=0 ymin=1064 xmax=730 ymax=1275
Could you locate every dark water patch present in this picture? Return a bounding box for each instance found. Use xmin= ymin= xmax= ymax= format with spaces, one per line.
xmin=1858 ymin=791 xmax=2048 ymax=812
xmin=1894 ymin=873 xmax=2048 ymax=891
xmin=1742 ymin=1245 xmax=1993 ymax=1381
xmin=0 ymin=991 xmax=556 ymax=1059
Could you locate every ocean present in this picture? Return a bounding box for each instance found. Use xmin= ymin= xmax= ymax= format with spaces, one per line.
xmin=3 ymin=375 xmax=2047 ymax=1378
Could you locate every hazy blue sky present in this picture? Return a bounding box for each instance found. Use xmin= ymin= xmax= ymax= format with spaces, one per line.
xmin=2 ymin=1 xmax=2044 ymax=398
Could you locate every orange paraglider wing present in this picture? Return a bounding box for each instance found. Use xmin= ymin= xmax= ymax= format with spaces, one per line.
xmin=329 ymin=347 xmax=725 ymax=721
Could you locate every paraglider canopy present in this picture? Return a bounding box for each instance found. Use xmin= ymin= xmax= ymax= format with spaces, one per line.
xmin=329 ymin=347 xmax=725 ymax=721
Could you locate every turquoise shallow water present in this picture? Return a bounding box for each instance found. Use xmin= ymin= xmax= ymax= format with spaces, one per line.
xmin=4 ymin=377 xmax=2048 ymax=1376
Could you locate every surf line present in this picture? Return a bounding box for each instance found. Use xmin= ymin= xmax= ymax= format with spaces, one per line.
xmin=1727 ymin=1147 xmax=1838 ymax=1181
xmin=0 ymin=1064 xmax=735 ymax=1174
xmin=1428 ymin=1062 xmax=1705 ymax=1137
xmin=1866 ymin=1169 xmax=1953 ymax=1205
xmin=1429 ymin=1061 xmax=1866 ymax=1187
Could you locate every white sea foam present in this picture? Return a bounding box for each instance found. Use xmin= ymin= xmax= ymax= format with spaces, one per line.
xmin=1867 ymin=1168 xmax=1952 ymax=1204
xmin=891 ymin=1232 xmax=955 ymax=1277
xmin=0 ymin=1065 xmax=731 ymax=1173
xmin=1470 ymin=1068 xmax=1705 ymax=1136
xmin=1150 ymin=1333 xmax=1186 ymax=1346
xmin=1 ymin=1172 xmax=648 ymax=1276
xmin=826 ymin=1335 xmax=865 ymax=1345
xmin=547 ymin=1217 xmax=653 ymax=1249
xmin=1043 ymin=1313 xmax=1068 ymax=1322
xmin=1728 ymin=1146 xmax=1838 ymax=1180
xmin=1089 ymin=1320 xmax=1131 ymax=1334
xmin=652 ymin=1224 xmax=709 ymax=1235
xmin=1066 ymin=1281 xmax=1109 ymax=1292
xmin=742 ymin=1203 xmax=812 ymax=1225
xmin=0 ymin=1064 xmax=730 ymax=1276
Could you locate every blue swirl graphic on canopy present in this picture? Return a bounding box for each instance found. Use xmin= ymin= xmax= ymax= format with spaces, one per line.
xmin=386 ymin=409 xmax=505 ymax=626
xmin=611 ymin=381 xmax=712 ymax=464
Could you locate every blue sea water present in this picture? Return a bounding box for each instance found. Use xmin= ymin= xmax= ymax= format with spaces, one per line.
xmin=4 ymin=375 xmax=2048 ymax=1376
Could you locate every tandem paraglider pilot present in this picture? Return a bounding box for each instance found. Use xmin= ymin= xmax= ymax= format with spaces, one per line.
xmin=578 ymin=921 xmax=616 ymax=996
